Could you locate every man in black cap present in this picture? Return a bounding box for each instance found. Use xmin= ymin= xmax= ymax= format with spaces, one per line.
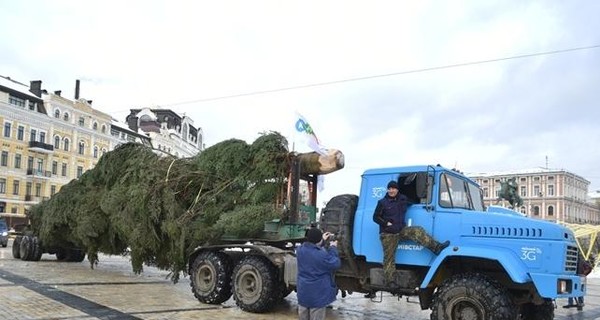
xmin=296 ymin=227 xmax=341 ymax=320
xmin=373 ymin=180 xmax=450 ymax=287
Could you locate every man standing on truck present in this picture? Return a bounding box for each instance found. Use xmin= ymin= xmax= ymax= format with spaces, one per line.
xmin=373 ymin=180 xmax=450 ymax=286
xmin=296 ymin=227 xmax=341 ymax=320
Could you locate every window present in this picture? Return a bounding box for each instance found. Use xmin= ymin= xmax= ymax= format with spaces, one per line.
xmin=4 ymin=122 xmax=11 ymax=138
xmin=483 ymin=187 xmax=489 ymax=198
xmin=27 ymin=156 xmax=33 ymax=170
xmin=0 ymin=178 xmax=5 ymax=194
xmin=29 ymin=101 xmax=36 ymax=111
xmin=14 ymin=154 xmax=21 ymax=169
xmin=77 ymin=166 xmax=83 ymax=178
xmin=54 ymin=136 xmax=60 ymax=149
xmin=11 ymin=207 xmax=17 ymax=214
xmin=17 ymin=126 xmax=24 ymax=140
xmin=533 ymin=185 xmax=540 ymax=197
xmin=12 ymin=180 xmax=19 ymax=195
xmin=30 ymin=129 xmax=37 ymax=142
xmin=35 ymin=183 xmax=41 ymax=197
xmin=39 ymin=132 xmax=46 ymax=143
xmin=547 ymin=185 xmax=554 ymax=196
xmin=520 ymin=186 xmax=527 ymax=197
xmin=63 ymin=112 xmax=70 ymax=121
xmin=533 ymin=206 xmax=540 ymax=215
xmin=78 ymin=141 xmax=85 ymax=155
xmin=25 ymin=182 xmax=32 ymax=196
xmin=54 ymin=109 xmax=60 ymax=118
xmin=37 ymin=159 xmax=43 ymax=173
xmin=101 ymin=125 xmax=107 ymax=134
xmin=1 ymin=151 xmax=8 ymax=166
xmin=51 ymin=185 xmax=57 ymax=196
xmin=93 ymin=146 xmax=98 ymax=158
xmin=78 ymin=116 xmax=85 ymax=127
xmin=93 ymin=122 xmax=98 ymax=130
xmin=9 ymin=95 xmax=25 ymax=107
xmin=63 ymin=138 xmax=70 ymax=151
xmin=61 ymin=163 xmax=67 ymax=176
xmin=52 ymin=161 xmax=58 ymax=175
xmin=548 ymin=205 xmax=554 ymax=216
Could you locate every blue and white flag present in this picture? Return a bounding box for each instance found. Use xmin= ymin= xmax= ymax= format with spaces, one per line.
xmin=294 ymin=112 xmax=327 ymax=155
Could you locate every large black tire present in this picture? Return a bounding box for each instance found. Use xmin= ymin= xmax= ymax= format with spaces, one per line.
xmin=518 ymin=299 xmax=554 ymax=320
xmin=30 ymin=237 xmax=43 ymax=261
xmin=190 ymin=251 xmax=233 ymax=304
xmin=232 ymin=255 xmax=278 ymax=313
xmin=56 ymin=249 xmax=67 ymax=261
xmin=12 ymin=235 xmax=22 ymax=259
xmin=320 ymin=194 xmax=358 ymax=257
xmin=431 ymin=273 xmax=517 ymax=320
xmin=65 ymin=249 xmax=86 ymax=262
xmin=19 ymin=235 xmax=32 ymax=261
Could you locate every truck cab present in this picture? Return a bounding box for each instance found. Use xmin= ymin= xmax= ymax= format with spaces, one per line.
xmin=322 ymin=164 xmax=583 ymax=319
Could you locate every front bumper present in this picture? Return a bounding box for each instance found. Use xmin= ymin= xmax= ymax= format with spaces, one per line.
xmin=530 ymin=273 xmax=585 ymax=298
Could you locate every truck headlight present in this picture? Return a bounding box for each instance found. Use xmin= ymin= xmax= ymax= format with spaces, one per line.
xmin=557 ymin=279 xmax=571 ymax=294
xmin=1 ymin=232 xmax=7 ymax=236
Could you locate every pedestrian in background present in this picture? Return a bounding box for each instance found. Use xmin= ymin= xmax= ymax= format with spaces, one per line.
xmin=564 ymin=253 xmax=594 ymax=310
xmin=296 ymin=227 xmax=341 ymax=320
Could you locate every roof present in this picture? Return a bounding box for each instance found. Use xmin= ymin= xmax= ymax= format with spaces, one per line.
xmin=0 ymin=75 xmax=42 ymax=100
xmin=468 ymin=167 xmax=589 ymax=184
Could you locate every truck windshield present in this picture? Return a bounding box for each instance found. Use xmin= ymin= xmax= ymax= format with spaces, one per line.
xmin=439 ymin=173 xmax=484 ymax=211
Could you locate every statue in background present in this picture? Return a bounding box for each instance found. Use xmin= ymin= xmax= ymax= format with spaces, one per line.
xmin=498 ymin=177 xmax=523 ymax=209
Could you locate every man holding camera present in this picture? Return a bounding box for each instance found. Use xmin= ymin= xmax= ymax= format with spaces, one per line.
xmin=296 ymin=227 xmax=341 ymax=320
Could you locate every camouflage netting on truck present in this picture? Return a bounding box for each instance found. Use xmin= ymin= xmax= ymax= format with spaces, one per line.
xmin=28 ymin=132 xmax=291 ymax=282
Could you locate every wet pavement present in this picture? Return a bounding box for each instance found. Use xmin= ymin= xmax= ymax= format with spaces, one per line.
xmin=0 ymin=239 xmax=599 ymax=319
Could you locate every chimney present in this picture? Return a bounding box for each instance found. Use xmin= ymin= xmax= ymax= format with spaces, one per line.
xmin=87 ymin=100 xmax=93 ymax=105
xmin=30 ymin=80 xmax=42 ymax=97
xmin=126 ymin=112 xmax=139 ymax=132
xmin=54 ymin=90 xmax=61 ymax=96
xmin=75 ymin=79 xmax=80 ymax=100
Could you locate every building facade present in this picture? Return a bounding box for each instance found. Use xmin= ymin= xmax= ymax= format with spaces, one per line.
xmin=0 ymin=76 xmax=149 ymax=228
xmin=471 ymin=168 xmax=600 ymax=224
xmin=126 ymin=108 xmax=203 ymax=158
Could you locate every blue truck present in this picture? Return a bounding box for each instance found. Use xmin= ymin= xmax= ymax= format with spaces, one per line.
xmin=188 ymin=161 xmax=584 ymax=320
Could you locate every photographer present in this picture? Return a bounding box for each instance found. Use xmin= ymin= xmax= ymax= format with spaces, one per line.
xmin=296 ymin=227 xmax=341 ymax=320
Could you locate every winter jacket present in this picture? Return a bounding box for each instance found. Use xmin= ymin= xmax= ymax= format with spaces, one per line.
xmin=373 ymin=193 xmax=410 ymax=234
xmin=296 ymin=242 xmax=341 ymax=308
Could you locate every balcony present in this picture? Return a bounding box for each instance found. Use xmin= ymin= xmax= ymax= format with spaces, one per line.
xmin=24 ymin=195 xmax=48 ymax=202
xmin=28 ymin=141 xmax=54 ymax=153
xmin=26 ymin=169 xmax=52 ymax=178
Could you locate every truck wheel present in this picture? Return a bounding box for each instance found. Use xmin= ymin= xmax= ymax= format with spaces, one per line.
xmin=30 ymin=237 xmax=43 ymax=261
xmin=190 ymin=251 xmax=233 ymax=304
xmin=275 ymin=283 xmax=294 ymax=301
xmin=320 ymin=194 xmax=358 ymax=257
xmin=19 ymin=235 xmax=32 ymax=261
xmin=518 ymin=299 xmax=554 ymax=320
xmin=12 ymin=235 xmax=22 ymax=259
xmin=431 ymin=273 xmax=517 ymax=320
xmin=232 ymin=255 xmax=277 ymax=313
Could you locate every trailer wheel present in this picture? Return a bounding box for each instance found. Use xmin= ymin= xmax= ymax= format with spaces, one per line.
xmin=56 ymin=249 xmax=66 ymax=261
xmin=320 ymin=194 xmax=358 ymax=257
xmin=12 ymin=235 xmax=22 ymax=259
xmin=431 ymin=273 xmax=517 ymax=320
xmin=67 ymin=249 xmax=86 ymax=262
xmin=30 ymin=237 xmax=43 ymax=261
xmin=518 ymin=299 xmax=554 ymax=320
xmin=19 ymin=235 xmax=33 ymax=261
xmin=232 ymin=255 xmax=277 ymax=313
xmin=190 ymin=251 xmax=233 ymax=304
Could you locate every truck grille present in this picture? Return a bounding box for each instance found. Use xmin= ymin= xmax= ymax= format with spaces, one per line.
xmin=565 ymin=245 xmax=578 ymax=272
xmin=471 ymin=226 xmax=543 ymax=238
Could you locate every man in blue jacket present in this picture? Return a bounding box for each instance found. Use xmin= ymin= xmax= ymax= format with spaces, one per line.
xmin=296 ymin=227 xmax=341 ymax=320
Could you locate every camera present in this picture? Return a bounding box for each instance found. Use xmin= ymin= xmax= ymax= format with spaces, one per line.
xmin=327 ymin=233 xmax=337 ymax=241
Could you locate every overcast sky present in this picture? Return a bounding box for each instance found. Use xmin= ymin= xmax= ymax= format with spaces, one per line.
xmin=1 ymin=1 xmax=599 ymax=203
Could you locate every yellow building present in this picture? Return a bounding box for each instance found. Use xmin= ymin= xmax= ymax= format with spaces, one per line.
xmin=0 ymin=76 xmax=114 ymax=228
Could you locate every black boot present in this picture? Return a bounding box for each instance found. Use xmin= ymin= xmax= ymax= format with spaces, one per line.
xmin=434 ymin=241 xmax=450 ymax=255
